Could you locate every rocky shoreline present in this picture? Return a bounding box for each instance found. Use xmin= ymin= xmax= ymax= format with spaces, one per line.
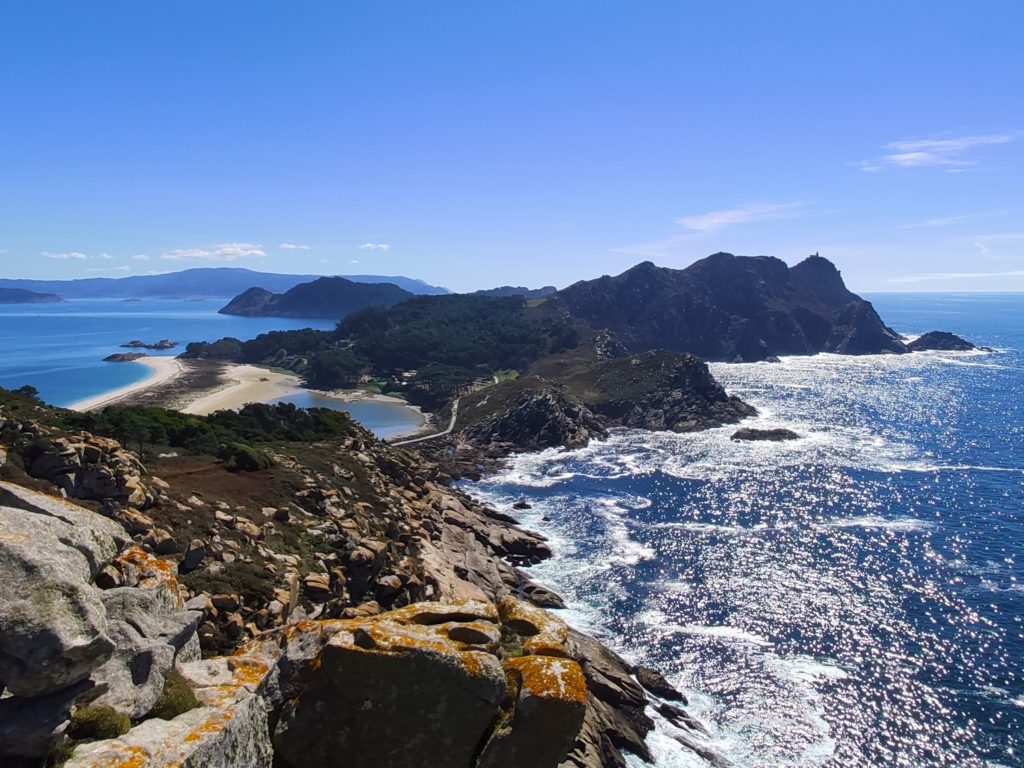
xmin=0 ymin=389 xmax=718 ymax=767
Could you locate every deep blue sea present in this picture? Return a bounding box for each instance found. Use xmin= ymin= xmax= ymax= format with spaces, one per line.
xmin=0 ymin=299 xmax=421 ymax=436
xmin=466 ymin=293 xmax=1024 ymax=768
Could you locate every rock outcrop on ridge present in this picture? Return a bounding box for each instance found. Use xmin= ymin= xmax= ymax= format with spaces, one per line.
xmin=551 ymin=253 xmax=908 ymax=361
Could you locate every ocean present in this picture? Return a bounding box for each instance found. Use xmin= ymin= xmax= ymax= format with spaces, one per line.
xmin=464 ymin=293 xmax=1024 ymax=768
xmin=0 ymin=298 xmax=421 ymax=437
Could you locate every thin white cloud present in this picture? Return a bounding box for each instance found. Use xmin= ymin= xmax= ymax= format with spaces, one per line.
xmin=901 ymin=210 xmax=1008 ymax=229
xmin=861 ymin=133 xmax=1016 ymax=172
xmin=676 ymin=202 xmax=806 ymax=233
xmin=98 ymin=252 xmax=113 ymax=260
xmin=279 ymin=242 xmax=311 ymax=250
xmin=350 ymin=259 xmax=360 ymax=264
xmin=886 ymin=269 xmax=1024 ymax=284
xmin=42 ymin=251 xmax=89 ymax=260
xmin=161 ymin=243 xmax=266 ymax=261
xmin=358 ymin=242 xmax=391 ymax=251
xmin=131 ymin=254 xmax=150 ymax=261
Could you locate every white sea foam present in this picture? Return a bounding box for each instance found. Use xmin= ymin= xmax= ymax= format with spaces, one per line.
xmin=818 ymin=516 xmax=932 ymax=532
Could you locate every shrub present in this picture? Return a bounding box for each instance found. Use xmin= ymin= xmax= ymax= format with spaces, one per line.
xmin=148 ymin=668 xmax=200 ymax=721
xmin=219 ymin=442 xmax=275 ymax=472
xmin=66 ymin=704 xmax=130 ymax=740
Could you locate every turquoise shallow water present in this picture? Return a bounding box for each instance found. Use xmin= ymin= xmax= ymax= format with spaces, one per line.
xmin=465 ymin=293 xmax=1024 ymax=768
xmin=0 ymin=298 xmax=422 ymax=437
xmin=270 ymin=390 xmax=424 ymax=439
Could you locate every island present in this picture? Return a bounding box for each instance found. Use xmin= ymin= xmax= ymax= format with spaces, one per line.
xmin=0 ymin=287 xmax=62 ymax=304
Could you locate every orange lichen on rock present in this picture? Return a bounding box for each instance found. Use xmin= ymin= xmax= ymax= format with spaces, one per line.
xmin=497 ymin=597 xmax=571 ymax=658
xmin=503 ymin=655 xmax=588 ymax=705
xmin=113 ymin=546 xmax=183 ymax=610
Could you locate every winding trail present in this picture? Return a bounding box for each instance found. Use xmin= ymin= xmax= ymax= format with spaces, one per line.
xmin=391 ymin=398 xmax=460 ymax=446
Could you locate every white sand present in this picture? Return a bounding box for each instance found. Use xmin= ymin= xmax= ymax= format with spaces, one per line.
xmin=68 ymin=357 xmax=184 ymax=412
xmin=182 ymin=366 xmax=301 ymax=415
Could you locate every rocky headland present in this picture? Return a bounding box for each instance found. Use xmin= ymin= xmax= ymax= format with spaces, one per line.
xmin=552 ymin=253 xmax=910 ymax=361
xmin=0 ymin=388 xmax=714 ymax=767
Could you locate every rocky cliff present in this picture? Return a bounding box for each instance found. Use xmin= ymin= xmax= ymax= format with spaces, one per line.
xmin=219 ymin=276 xmax=413 ymax=319
xmin=551 ymin=253 xmax=907 ymax=361
xmin=0 ymin=395 xmax=716 ymax=767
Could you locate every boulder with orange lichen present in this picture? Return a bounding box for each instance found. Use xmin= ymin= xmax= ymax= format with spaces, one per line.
xmin=272 ymin=603 xmax=510 ymax=768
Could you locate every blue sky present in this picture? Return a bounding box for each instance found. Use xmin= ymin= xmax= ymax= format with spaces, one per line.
xmin=1 ymin=1 xmax=1021 ymax=292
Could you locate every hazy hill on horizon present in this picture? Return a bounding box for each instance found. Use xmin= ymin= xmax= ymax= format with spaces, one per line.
xmin=0 ymin=267 xmax=449 ymax=300
xmin=0 ymin=286 xmax=63 ymax=304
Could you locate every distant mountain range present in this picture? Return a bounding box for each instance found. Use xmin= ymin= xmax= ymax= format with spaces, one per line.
xmin=0 ymin=268 xmax=449 ymax=300
xmin=0 ymin=287 xmax=63 ymax=304
xmin=219 ymin=277 xmax=414 ymax=319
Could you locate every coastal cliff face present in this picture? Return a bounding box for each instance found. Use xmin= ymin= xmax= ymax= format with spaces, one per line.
xmin=219 ymin=276 xmax=413 ymax=319
xmin=551 ymin=253 xmax=907 ymax=361
xmin=0 ymin=394 xmax=710 ymax=767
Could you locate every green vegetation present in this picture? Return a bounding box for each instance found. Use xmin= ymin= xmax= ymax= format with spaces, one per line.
xmin=336 ymin=295 xmax=560 ymax=372
xmin=66 ymin=705 xmax=131 ymax=741
xmin=179 ymin=294 xmax=581 ymax=402
xmin=219 ymin=442 xmax=275 ymax=472
xmin=148 ymin=669 xmax=200 ymax=721
xmin=62 ymin=401 xmax=360 ymax=458
xmin=306 ymin=347 xmax=370 ymax=389
xmin=405 ymin=364 xmax=476 ymax=410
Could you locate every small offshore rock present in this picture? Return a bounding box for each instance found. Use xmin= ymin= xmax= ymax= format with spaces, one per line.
xmin=731 ymin=427 xmax=800 ymax=442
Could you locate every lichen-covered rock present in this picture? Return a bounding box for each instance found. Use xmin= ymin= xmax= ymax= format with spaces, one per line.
xmin=477 ymin=655 xmax=587 ymax=768
xmin=273 ymin=606 xmax=509 ymax=768
xmin=65 ymin=653 xmax=274 ymax=768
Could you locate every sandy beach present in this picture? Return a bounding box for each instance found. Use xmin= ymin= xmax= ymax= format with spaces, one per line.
xmin=182 ymin=366 xmax=301 ymax=415
xmin=69 ymin=356 xmax=185 ymax=411
xmin=68 ymin=356 xmax=428 ymax=438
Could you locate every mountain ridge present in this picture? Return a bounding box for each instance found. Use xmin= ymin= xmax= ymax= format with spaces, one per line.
xmin=0 ymin=268 xmax=449 ymax=299
xmin=550 ymin=252 xmax=906 ymax=361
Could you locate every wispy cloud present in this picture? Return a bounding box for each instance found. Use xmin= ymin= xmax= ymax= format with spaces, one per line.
xmin=42 ymin=251 xmax=89 ymax=260
xmin=677 ymin=202 xmax=806 ymax=233
xmin=84 ymin=265 xmax=134 ymax=273
xmin=901 ymin=210 xmax=1009 ymax=229
xmin=161 ymin=243 xmax=266 ymax=261
xmin=358 ymin=242 xmax=391 ymax=251
xmin=131 ymin=254 xmax=150 ymax=261
xmin=886 ymin=268 xmax=1024 ymax=284
xmin=279 ymin=242 xmax=311 ymax=250
xmin=861 ymin=133 xmax=1016 ymax=173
